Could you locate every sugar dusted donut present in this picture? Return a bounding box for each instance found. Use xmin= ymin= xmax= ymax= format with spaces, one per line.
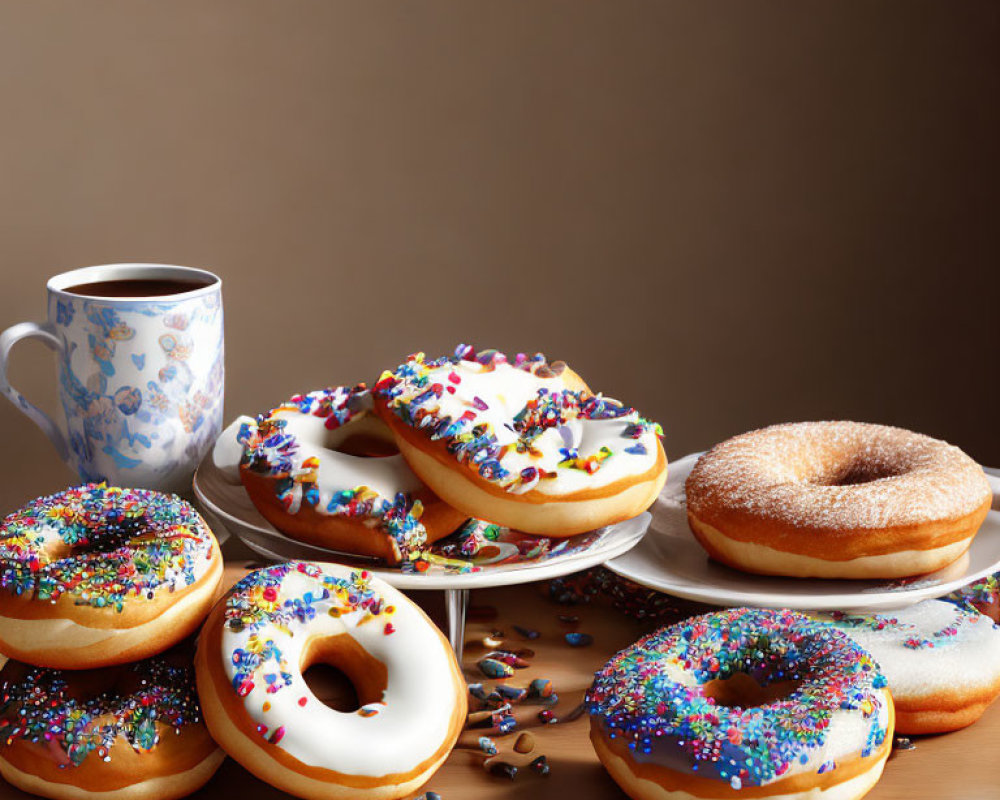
xmin=824 ymin=600 xmax=1000 ymax=734
xmin=587 ymin=607 xmax=893 ymax=800
xmin=686 ymin=421 xmax=992 ymax=579
xmin=373 ymin=345 xmax=667 ymax=536
xmin=194 ymin=562 xmax=466 ymax=800
xmin=0 ymin=650 xmax=223 ymax=800
xmin=217 ymin=386 xmax=467 ymax=563
xmin=0 ymin=484 xmax=222 ymax=669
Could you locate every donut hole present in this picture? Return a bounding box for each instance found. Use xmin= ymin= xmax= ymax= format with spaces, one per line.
xmin=302 ymin=664 xmax=362 ymax=712
xmin=326 ymin=415 xmax=399 ymax=459
xmin=45 ymin=514 xmax=148 ymax=560
xmin=336 ymin=433 xmax=399 ymax=458
xmin=810 ymin=458 xmax=906 ymax=487
xmin=300 ymin=634 xmax=388 ymax=714
xmin=701 ymin=672 xmax=802 ymax=708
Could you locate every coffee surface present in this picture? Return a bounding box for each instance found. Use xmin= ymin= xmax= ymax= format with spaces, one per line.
xmin=62 ymin=278 xmax=213 ymax=298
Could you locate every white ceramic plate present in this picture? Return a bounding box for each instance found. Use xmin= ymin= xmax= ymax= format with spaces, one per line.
xmin=605 ymin=453 xmax=1000 ymax=612
xmin=193 ymin=420 xmax=651 ymax=591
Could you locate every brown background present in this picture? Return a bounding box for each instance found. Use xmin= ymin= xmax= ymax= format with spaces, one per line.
xmin=0 ymin=1 xmax=998 ymax=508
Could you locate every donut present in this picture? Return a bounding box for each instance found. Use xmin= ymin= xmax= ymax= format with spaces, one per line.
xmin=0 ymin=484 xmax=222 ymax=669
xmin=372 ymin=345 xmax=667 ymax=536
xmin=587 ymin=607 xmax=893 ymax=800
xmin=194 ymin=561 xmax=466 ymax=800
xmin=216 ymin=386 xmax=467 ymax=563
xmin=823 ymin=600 xmax=1000 ymax=734
xmin=685 ymin=421 xmax=992 ymax=579
xmin=0 ymin=650 xmax=223 ymax=800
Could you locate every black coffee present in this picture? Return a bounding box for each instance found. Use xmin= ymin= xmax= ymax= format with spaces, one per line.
xmin=62 ymin=278 xmax=214 ymax=298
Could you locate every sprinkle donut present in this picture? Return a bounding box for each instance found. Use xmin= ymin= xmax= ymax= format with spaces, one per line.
xmin=217 ymin=387 xmax=467 ymax=562
xmin=0 ymin=650 xmax=223 ymax=800
xmin=587 ymin=607 xmax=893 ymax=800
xmin=686 ymin=421 xmax=992 ymax=579
xmin=824 ymin=600 xmax=1000 ymax=734
xmin=0 ymin=484 xmax=222 ymax=669
xmin=373 ymin=345 xmax=667 ymax=536
xmin=194 ymin=562 xmax=466 ymax=800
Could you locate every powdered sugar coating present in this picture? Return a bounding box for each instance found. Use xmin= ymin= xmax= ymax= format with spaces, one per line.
xmin=686 ymin=422 xmax=991 ymax=531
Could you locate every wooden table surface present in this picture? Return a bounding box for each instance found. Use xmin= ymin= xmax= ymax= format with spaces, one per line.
xmin=3 ymin=534 xmax=997 ymax=800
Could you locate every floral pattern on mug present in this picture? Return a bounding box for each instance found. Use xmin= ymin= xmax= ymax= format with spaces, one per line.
xmin=52 ymin=289 xmax=223 ymax=492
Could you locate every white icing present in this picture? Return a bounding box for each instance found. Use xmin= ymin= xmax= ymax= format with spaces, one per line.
xmin=218 ymin=563 xmax=460 ymax=776
xmin=266 ymin=407 xmax=423 ymax=513
xmin=212 ymin=417 xmax=253 ymax=483
xmin=229 ymin=390 xmax=434 ymax=548
xmin=646 ymin=663 xmax=890 ymax=785
xmin=380 ymin=353 xmax=661 ymax=497
xmin=783 ymin=690 xmax=891 ymax=784
xmin=824 ymin=600 xmax=1000 ymax=700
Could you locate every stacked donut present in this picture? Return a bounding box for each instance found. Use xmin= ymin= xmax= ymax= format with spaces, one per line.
xmin=0 ymin=485 xmax=468 ymax=800
xmin=0 ymin=484 xmax=225 ymax=800
xmin=217 ymin=344 xmax=668 ymax=563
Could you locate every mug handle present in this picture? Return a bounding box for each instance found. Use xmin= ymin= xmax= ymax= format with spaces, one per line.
xmin=0 ymin=321 xmax=70 ymax=461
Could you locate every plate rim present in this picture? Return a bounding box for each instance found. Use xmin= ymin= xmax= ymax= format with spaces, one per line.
xmin=192 ymin=448 xmax=651 ymax=590
xmin=604 ymin=452 xmax=1000 ymax=611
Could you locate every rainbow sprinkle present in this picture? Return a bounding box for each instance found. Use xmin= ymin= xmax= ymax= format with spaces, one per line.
xmin=224 ymin=563 xmax=391 ymax=701
xmin=830 ymin=604 xmax=973 ymax=650
xmin=946 ymin=572 xmax=1000 ymax=616
xmin=0 ymin=484 xmax=215 ymax=612
xmin=373 ymin=345 xmax=662 ymax=493
xmin=238 ymin=387 xmax=429 ymax=558
xmin=586 ymin=608 xmax=889 ymax=788
xmin=0 ymin=656 xmax=201 ymax=767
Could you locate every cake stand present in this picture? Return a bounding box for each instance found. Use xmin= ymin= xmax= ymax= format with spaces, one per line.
xmin=605 ymin=453 xmax=1000 ymax=613
xmin=193 ymin=421 xmax=651 ymax=658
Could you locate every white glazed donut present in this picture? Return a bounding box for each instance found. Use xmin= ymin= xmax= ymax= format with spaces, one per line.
xmin=194 ymin=561 xmax=466 ymax=800
xmin=373 ymin=345 xmax=667 ymax=536
xmin=214 ymin=386 xmax=466 ymax=562
xmin=823 ymin=600 xmax=1000 ymax=734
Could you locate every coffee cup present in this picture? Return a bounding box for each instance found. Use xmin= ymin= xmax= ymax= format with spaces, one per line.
xmin=0 ymin=263 xmax=224 ymax=494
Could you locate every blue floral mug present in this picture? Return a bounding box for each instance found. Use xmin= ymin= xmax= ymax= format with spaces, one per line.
xmin=0 ymin=263 xmax=224 ymax=494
